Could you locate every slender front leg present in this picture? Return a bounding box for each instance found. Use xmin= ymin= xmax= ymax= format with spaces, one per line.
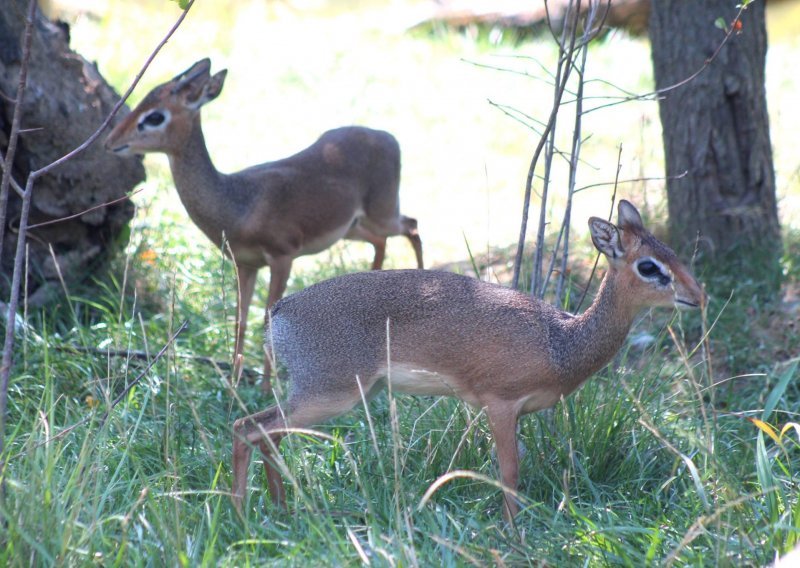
xmin=265 ymin=256 xmax=292 ymax=308
xmin=233 ymin=265 xmax=259 ymax=384
xmin=486 ymin=403 xmax=521 ymax=521
xmin=262 ymin=256 xmax=293 ymax=392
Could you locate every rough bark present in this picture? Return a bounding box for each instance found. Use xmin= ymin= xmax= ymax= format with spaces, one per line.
xmin=649 ymin=1 xmax=781 ymax=282
xmin=0 ymin=0 xmax=144 ymax=305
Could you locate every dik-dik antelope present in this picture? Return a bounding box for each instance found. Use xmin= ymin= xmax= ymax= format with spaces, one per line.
xmin=232 ymin=200 xmax=705 ymax=519
xmin=104 ymin=59 xmax=423 ymax=385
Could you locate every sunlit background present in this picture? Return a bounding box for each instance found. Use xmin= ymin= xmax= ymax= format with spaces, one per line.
xmin=44 ymin=0 xmax=800 ymax=276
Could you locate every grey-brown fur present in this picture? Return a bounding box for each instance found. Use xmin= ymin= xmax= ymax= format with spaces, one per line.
xmin=104 ymin=58 xmax=423 ymax=386
xmin=270 ymin=270 xmax=609 ymax=404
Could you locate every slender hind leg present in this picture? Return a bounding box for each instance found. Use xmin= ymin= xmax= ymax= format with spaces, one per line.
xmin=259 ymin=438 xmax=287 ymax=507
xmin=345 ymin=221 xmax=388 ymax=270
xmin=353 ymin=215 xmax=423 ymax=270
xmin=401 ymin=215 xmax=423 ymax=268
xmin=232 ymin=406 xmax=285 ymax=512
xmin=231 ymin=394 xmax=362 ymax=514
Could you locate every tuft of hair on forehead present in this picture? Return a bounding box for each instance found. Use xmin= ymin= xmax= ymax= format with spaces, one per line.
xmin=139 ymin=84 xmax=168 ymax=108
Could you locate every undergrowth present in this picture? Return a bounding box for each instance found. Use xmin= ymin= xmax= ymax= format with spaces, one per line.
xmin=0 ymin=211 xmax=798 ymax=566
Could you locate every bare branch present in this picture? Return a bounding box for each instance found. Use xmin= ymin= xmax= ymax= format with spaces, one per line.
xmin=0 ymin=0 xmax=37 ymax=463
xmin=464 ymin=58 xmax=570 ymax=95
xmin=27 ymin=188 xmax=145 ymax=230
xmin=554 ymin=17 xmax=591 ymax=303
xmin=0 ymin=148 xmax=26 ymax=198
xmin=511 ymin=0 xmax=581 ymax=290
xmin=528 ymin=0 xmax=582 ymax=297
xmin=575 ymin=170 xmax=688 ymax=194
xmin=487 ymin=99 xmax=548 ymax=132
xmin=0 ymin=0 xmax=37 ymax=268
xmin=0 ymin=87 xmax=15 ymax=103
xmin=57 ymin=343 xmax=262 ymax=380
xmin=584 ymin=3 xmax=750 ymax=116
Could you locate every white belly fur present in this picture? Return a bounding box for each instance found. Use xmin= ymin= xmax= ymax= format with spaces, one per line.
xmin=300 ymin=210 xmax=363 ymax=256
xmin=379 ymin=364 xmax=481 ymax=407
xmin=516 ymin=390 xmax=563 ymax=414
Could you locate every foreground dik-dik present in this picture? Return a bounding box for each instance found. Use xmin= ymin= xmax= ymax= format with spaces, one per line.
xmin=232 ymin=200 xmax=705 ymax=518
xmin=104 ymin=59 xmax=423 ymax=384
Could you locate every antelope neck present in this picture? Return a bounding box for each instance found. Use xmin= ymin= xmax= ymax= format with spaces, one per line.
xmin=166 ymin=118 xmax=238 ymax=245
xmin=555 ymin=270 xmax=641 ymax=394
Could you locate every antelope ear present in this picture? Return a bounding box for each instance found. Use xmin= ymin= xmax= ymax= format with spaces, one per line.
xmin=203 ymin=70 xmax=227 ymax=102
xmin=588 ymin=217 xmax=624 ymax=259
xmin=169 ymin=59 xmax=224 ymax=110
xmin=182 ymin=69 xmax=226 ymax=109
xmin=617 ymin=199 xmax=644 ymax=230
xmin=171 ymin=58 xmax=211 ymax=85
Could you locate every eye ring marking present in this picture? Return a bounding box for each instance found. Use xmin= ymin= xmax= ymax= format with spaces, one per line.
xmin=137 ymin=109 xmax=169 ymax=131
xmin=635 ymin=257 xmax=672 ymax=286
xmin=637 ymin=259 xmax=661 ymax=277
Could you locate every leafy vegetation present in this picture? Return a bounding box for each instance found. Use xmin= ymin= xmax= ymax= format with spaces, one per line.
xmin=2 ymin=0 xmax=800 ymax=565
xmin=3 ymin=231 xmax=800 ymax=565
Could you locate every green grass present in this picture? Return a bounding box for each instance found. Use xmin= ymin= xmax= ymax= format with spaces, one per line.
xmin=2 ymin=204 xmax=800 ymax=565
xmin=3 ymin=0 xmax=800 ymax=565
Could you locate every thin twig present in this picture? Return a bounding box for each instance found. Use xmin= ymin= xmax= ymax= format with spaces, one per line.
xmin=28 ymin=1 xmax=195 ymax=183
xmin=513 ymin=0 xmax=580 ymax=291
xmin=555 ymin=1 xmax=596 ymax=302
xmin=0 ymin=0 xmax=37 ymax=462
xmin=574 ymin=144 xmax=621 ymax=313
xmin=575 ymin=171 xmax=687 ymax=194
xmin=531 ymin=0 xmax=582 ymax=298
xmin=27 ymin=188 xmax=145 ymax=230
xmin=0 ymin=0 xmax=37 ymax=268
xmin=56 ymin=344 xmax=262 ymax=380
xmin=585 ymin=4 xmax=750 ymax=116
xmin=0 ymin=148 xmax=25 ymax=198
xmin=487 ymin=100 xmax=590 ymax=171
xmin=102 ymin=321 xmax=189 ymax=427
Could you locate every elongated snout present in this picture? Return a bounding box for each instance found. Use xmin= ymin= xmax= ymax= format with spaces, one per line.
xmin=104 ymin=123 xmax=129 ymax=155
xmin=673 ymin=270 xmax=707 ymax=309
xmin=104 ymin=140 xmax=130 ymax=155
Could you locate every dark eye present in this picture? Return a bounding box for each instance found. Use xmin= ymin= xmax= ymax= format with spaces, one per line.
xmin=637 ymin=260 xmax=661 ymax=278
xmin=139 ymin=110 xmax=166 ymax=130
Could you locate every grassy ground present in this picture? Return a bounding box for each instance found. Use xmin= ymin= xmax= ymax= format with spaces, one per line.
xmin=2 ymin=0 xmax=800 ymax=565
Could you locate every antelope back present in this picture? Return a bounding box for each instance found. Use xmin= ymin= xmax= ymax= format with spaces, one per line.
xmin=588 ymin=200 xmax=705 ymax=311
xmin=104 ymin=58 xmax=227 ymax=156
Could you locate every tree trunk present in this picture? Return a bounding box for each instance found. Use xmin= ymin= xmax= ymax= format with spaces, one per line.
xmin=0 ymin=0 xmax=145 ymax=305
xmin=649 ymin=1 xmax=781 ymax=290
